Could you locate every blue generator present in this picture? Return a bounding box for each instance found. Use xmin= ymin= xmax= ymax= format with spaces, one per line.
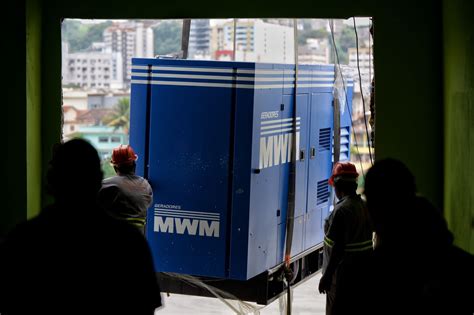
xmin=130 ymin=58 xmax=353 ymax=303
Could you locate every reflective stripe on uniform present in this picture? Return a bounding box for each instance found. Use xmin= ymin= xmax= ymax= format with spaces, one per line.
xmin=324 ymin=236 xmax=372 ymax=252
xmin=344 ymin=239 xmax=373 ymax=252
xmin=124 ymin=217 xmax=146 ymax=226
xmin=345 ymin=239 xmax=373 ymax=248
xmin=344 ymin=244 xmax=373 ymax=252
xmin=324 ymin=236 xmax=334 ymax=247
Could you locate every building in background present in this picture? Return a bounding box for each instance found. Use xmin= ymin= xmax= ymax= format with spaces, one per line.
xmin=348 ymin=46 xmax=373 ymax=92
xmin=326 ymin=19 xmax=344 ymax=33
xmin=75 ymin=125 xmax=127 ymax=159
xmin=348 ymin=45 xmax=374 ymax=167
xmin=88 ymin=91 xmax=129 ymax=109
xmin=62 ymin=42 xmax=124 ymax=89
xmin=298 ymin=38 xmax=330 ymax=64
xmin=62 ymin=105 xmax=87 ymax=138
xmin=62 ymin=106 xmax=114 ymax=140
xmin=189 ymin=19 xmax=211 ymax=59
xmin=103 ymin=21 xmax=154 ymax=87
xmin=62 ymin=89 xmax=88 ymax=110
xmin=211 ymin=19 xmax=294 ymax=63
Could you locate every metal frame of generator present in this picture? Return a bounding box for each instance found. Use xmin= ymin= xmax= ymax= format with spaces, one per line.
xmin=130 ymin=58 xmax=353 ymax=304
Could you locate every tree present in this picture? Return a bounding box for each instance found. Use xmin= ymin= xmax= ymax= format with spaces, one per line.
xmin=153 ymin=21 xmax=182 ymax=56
xmin=329 ymin=25 xmax=356 ymax=64
xmin=103 ymin=98 xmax=130 ymax=134
xmin=62 ymin=20 xmax=112 ymax=52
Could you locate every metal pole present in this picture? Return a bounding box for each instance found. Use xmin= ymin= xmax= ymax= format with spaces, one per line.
xmin=181 ymin=19 xmax=191 ymax=59
xmin=233 ymin=19 xmax=237 ymax=61
xmin=284 ymin=18 xmax=299 ymax=315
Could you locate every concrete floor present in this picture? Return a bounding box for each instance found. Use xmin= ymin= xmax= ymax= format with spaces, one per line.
xmin=156 ymin=272 xmax=325 ymax=315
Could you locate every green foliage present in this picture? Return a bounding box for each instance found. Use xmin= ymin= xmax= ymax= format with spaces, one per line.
xmin=62 ymin=20 xmax=112 ymax=52
xmin=103 ymin=98 xmax=130 ymax=134
xmin=153 ymin=21 xmax=182 ymax=56
xmin=68 ymin=132 xmax=84 ymax=139
xmin=329 ymin=25 xmax=356 ymax=64
xmin=101 ymin=158 xmax=116 ymax=179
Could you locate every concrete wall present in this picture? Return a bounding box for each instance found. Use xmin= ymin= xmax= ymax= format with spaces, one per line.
xmin=3 ymin=0 xmax=27 ymax=235
xmin=26 ymin=0 xmax=42 ymax=220
xmin=443 ymin=0 xmax=474 ymax=253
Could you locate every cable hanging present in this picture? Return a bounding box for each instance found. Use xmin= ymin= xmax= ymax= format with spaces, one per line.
xmin=352 ymin=17 xmax=374 ymax=166
xmin=329 ymin=19 xmax=366 ymax=181
xmin=163 ymin=273 xmax=263 ymax=314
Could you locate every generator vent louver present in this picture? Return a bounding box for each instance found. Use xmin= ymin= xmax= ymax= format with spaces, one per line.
xmin=339 ymin=127 xmax=350 ymax=161
xmin=318 ymin=128 xmax=331 ymax=151
xmin=317 ymin=179 xmax=330 ymax=205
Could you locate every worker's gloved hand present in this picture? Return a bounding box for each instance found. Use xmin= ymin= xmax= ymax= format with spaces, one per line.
xmin=318 ymin=273 xmax=331 ymax=294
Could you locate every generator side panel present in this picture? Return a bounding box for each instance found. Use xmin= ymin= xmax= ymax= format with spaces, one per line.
xmin=228 ymin=83 xmax=254 ymax=280
xmin=302 ymin=64 xmax=336 ymax=249
xmin=243 ymin=64 xmax=287 ymax=279
xmin=276 ymin=92 xmax=310 ymax=262
xmin=130 ymin=58 xmax=152 ymax=177
xmin=141 ymin=59 xmax=238 ymax=278
xmin=305 ymin=92 xmax=334 ymax=247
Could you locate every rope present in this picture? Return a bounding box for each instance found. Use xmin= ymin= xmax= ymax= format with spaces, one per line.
xmin=282 ymin=18 xmax=300 ymax=315
xmin=163 ymin=273 xmax=264 ymax=314
xmin=352 ymin=17 xmax=373 ymax=165
xmin=329 ymin=19 xmax=366 ymax=181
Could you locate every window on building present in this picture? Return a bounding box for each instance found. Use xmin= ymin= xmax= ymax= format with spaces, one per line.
xmin=111 ymin=136 xmax=121 ymax=143
xmin=98 ymin=136 xmax=109 ymax=143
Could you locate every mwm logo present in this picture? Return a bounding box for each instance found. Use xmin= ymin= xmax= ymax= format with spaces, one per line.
xmin=153 ymin=208 xmax=220 ymax=238
xmin=259 ymin=117 xmax=301 ymax=169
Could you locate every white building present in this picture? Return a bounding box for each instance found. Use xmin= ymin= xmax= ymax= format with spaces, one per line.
xmin=348 ymin=47 xmax=373 ymax=93
xmin=298 ymin=38 xmax=330 ymax=64
xmin=62 ymin=89 xmax=88 ymax=110
xmin=62 ymin=105 xmax=86 ymax=139
xmin=103 ymin=21 xmax=154 ymax=86
xmin=62 ymin=43 xmax=124 ymax=89
xmin=212 ymin=19 xmax=295 ymax=63
xmin=189 ymin=20 xmax=211 ymax=59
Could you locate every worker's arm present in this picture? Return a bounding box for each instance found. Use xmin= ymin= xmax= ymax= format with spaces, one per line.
xmin=319 ymin=209 xmax=346 ymax=293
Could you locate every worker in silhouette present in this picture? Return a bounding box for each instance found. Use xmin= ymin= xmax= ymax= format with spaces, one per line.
xmin=319 ymin=162 xmax=373 ymax=315
xmin=99 ymin=144 xmax=152 ymax=234
xmin=364 ymin=158 xmax=473 ymax=315
xmin=0 ymin=139 xmax=162 ymax=314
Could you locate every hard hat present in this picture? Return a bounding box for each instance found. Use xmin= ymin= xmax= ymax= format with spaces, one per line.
xmin=328 ymin=162 xmax=359 ymax=186
xmin=111 ymin=145 xmax=138 ymax=166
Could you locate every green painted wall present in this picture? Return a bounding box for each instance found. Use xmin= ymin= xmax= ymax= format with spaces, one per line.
xmin=443 ymin=0 xmax=474 ymax=253
xmin=40 ymin=7 xmax=62 ymax=208
xmin=3 ymin=0 xmax=27 ymax=235
xmin=26 ymin=0 xmax=42 ymax=219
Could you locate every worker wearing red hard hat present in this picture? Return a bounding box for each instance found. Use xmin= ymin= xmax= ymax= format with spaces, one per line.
xmin=98 ymin=144 xmax=153 ymax=233
xmin=319 ymin=162 xmax=373 ymax=315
